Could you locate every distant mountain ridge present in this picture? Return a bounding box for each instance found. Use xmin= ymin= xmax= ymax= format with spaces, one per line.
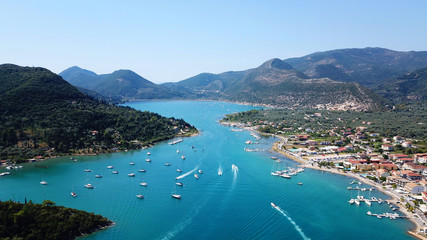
xmin=60 ymin=66 xmax=180 ymax=101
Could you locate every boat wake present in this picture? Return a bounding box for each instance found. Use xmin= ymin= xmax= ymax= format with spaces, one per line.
xmin=231 ymin=164 xmax=238 ymax=184
xmin=271 ymin=203 xmax=311 ymax=240
xmin=175 ymin=165 xmax=198 ymax=180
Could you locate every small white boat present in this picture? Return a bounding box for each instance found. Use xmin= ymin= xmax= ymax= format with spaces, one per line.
xmin=165 ymin=163 xmax=171 ymax=166
xmin=112 ymin=170 xmax=119 ymax=174
xmin=136 ymin=194 xmax=144 ymax=199
xmin=176 ymin=182 xmax=184 ymax=186
xmin=365 ymin=199 xmax=372 ymax=206
xmin=107 ymin=166 xmax=114 ymax=169
xmin=271 ymin=156 xmax=279 ymax=160
xmin=147 ymin=152 xmax=151 ymax=156
xmin=194 ymin=173 xmax=199 ymax=179
xmin=146 ymin=159 xmax=151 ymax=162
xmin=176 ymin=169 xmax=183 ymax=173
xmin=139 ymin=169 xmax=146 ymax=172
xmin=84 ymin=183 xmax=94 ymax=189
xmin=140 ymin=182 xmax=148 ymax=186
xmin=354 ymin=199 xmax=360 ymax=205
xmin=129 ymin=162 xmax=135 ymax=165
xmin=71 ymin=192 xmax=77 ymax=197
xmin=172 ymin=194 xmax=181 ymax=199
xmin=349 ymin=199 xmax=355 ymax=204
xmin=177 ymin=150 xmax=180 ymax=154
xmin=95 ymin=175 xmax=102 ymax=178
xmin=40 ymin=181 xmax=48 ymax=185
xmin=128 ymin=173 xmax=135 ymax=177
xmin=367 ymin=211 xmax=372 ymax=215
xmin=271 ymin=202 xmax=277 ymax=208
xmin=218 ymin=169 xmax=223 ymax=176
xmin=297 ymin=182 xmax=303 ymax=185
xmin=198 ymin=169 xmax=203 ymax=174
xmin=271 ymin=172 xmax=279 ymax=176
xmin=84 ymin=169 xmax=92 ymax=172
xmin=280 ymin=174 xmax=291 ymax=179
xmin=181 ymin=155 xmax=186 ymax=160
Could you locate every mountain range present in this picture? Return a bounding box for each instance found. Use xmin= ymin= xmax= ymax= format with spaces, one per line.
xmin=0 ymin=64 xmax=196 ymax=161
xmin=60 ymin=47 xmax=427 ymax=110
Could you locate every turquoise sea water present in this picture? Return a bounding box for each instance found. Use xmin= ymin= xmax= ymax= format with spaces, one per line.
xmin=0 ymin=101 xmax=416 ymax=239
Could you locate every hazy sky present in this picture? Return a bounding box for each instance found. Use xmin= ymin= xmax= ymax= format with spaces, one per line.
xmin=1 ymin=0 xmax=427 ymax=83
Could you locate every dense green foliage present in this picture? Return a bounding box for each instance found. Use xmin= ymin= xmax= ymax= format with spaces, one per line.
xmin=286 ymin=47 xmax=427 ymax=87
xmin=375 ymin=66 xmax=427 ymax=104
xmin=0 ymin=64 xmax=197 ymax=162
xmin=0 ymin=200 xmax=112 ymax=240
xmin=223 ymin=106 xmax=427 ymax=140
xmin=60 ymin=66 xmax=179 ymax=101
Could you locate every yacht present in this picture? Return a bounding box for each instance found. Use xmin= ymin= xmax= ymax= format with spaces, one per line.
xmin=347 ymin=187 xmax=352 ymax=190
xmin=40 ymin=181 xmax=48 ymax=185
xmin=194 ymin=173 xmax=199 ymax=179
xmin=71 ymin=192 xmax=77 ymax=198
xmin=84 ymin=183 xmax=94 ymax=189
xmin=172 ymin=194 xmax=181 ymax=199
xmin=371 ymin=197 xmax=378 ymax=202
xmin=139 ymin=169 xmax=146 ymax=172
xmin=128 ymin=173 xmax=135 ymax=177
xmin=280 ymin=173 xmax=291 ymax=179
xmin=176 ymin=182 xmax=184 ymax=186
xmin=112 ymin=170 xmax=119 ymax=174
xmin=95 ymin=175 xmax=102 ymax=178
xmin=139 ymin=182 xmax=148 ymax=186
xmin=136 ymin=194 xmax=144 ymax=199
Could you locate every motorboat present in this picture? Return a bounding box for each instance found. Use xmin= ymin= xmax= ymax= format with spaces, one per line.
xmin=129 ymin=162 xmax=135 ymax=165
xmin=140 ymin=182 xmax=148 ymax=186
xmin=107 ymin=166 xmax=114 ymax=169
xmin=139 ymin=169 xmax=146 ymax=172
xmin=194 ymin=173 xmax=199 ymax=179
xmin=181 ymin=155 xmax=186 ymax=160
xmin=40 ymin=181 xmax=48 ymax=185
xmin=112 ymin=170 xmax=119 ymax=174
xmin=271 ymin=202 xmax=277 ymax=208
xmin=298 ymin=183 xmax=303 ymax=185
xmin=176 ymin=169 xmax=183 ymax=172
xmin=84 ymin=183 xmax=94 ymax=189
xmin=71 ymin=192 xmax=77 ymax=197
xmin=147 ymin=152 xmax=151 ymax=156
xmin=172 ymin=194 xmax=181 ymax=199
xmin=136 ymin=194 xmax=144 ymax=199
xmin=165 ymin=163 xmax=171 ymax=166
xmin=128 ymin=173 xmax=135 ymax=177
xmin=84 ymin=169 xmax=92 ymax=172
xmin=146 ymin=159 xmax=151 ymax=162
xmin=176 ymin=182 xmax=184 ymax=186
xmin=198 ymin=169 xmax=203 ymax=174
xmin=95 ymin=175 xmax=102 ymax=178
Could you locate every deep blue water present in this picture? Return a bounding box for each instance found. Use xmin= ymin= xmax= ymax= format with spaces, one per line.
xmin=0 ymin=101 xmax=415 ymax=239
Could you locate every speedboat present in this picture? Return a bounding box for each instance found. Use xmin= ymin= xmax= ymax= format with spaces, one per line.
xmin=367 ymin=211 xmax=372 ymax=215
xmin=139 ymin=169 xmax=146 ymax=172
xmin=84 ymin=183 xmax=94 ymax=189
xmin=176 ymin=182 xmax=184 ymax=186
xmin=112 ymin=170 xmax=119 ymax=174
xmin=298 ymin=182 xmax=303 ymax=185
xmin=176 ymin=169 xmax=183 ymax=172
xmin=107 ymin=166 xmax=114 ymax=169
xmin=40 ymin=181 xmax=48 ymax=185
xmin=84 ymin=169 xmax=92 ymax=172
xmin=280 ymin=174 xmax=291 ymax=179
xmin=198 ymin=169 xmax=203 ymax=174
xmin=129 ymin=162 xmax=135 ymax=165
xmin=146 ymin=159 xmax=151 ymax=162
xmin=71 ymin=192 xmax=77 ymax=197
xmin=165 ymin=163 xmax=171 ymax=166
xmin=194 ymin=173 xmax=199 ymax=179
xmin=147 ymin=152 xmax=151 ymax=156
xmin=139 ymin=182 xmax=148 ymax=186
xmin=181 ymin=155 xmax=186 ymax=160
xmin=172 ymin=194 xmax=181 ymax=199
xmin=136 ymin=194 xmax=144 ymax=199
xmin=271 ymin=202 xmax=277 ymax=208
xmin=95 ymin=175 xmax=102 ymax=178
xmin=128 ymin=173 xmax=135 ymax=177
xmin=349 ymin=199 xmax=355 ymax=204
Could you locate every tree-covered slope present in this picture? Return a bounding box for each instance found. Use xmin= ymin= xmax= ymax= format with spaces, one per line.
xmin=375 ymin=66 xmax=427 ymax=103
xmin=0 ymin=200 xmax=112 ymax=240
xmin=0 ymin=64 xmax=197 ymax=162
xmin=286 ymin=47 xmax=427 ymax=87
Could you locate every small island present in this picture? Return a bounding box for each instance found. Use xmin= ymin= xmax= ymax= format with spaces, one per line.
xmin=0 ymin=200 xmax=112 ymax=240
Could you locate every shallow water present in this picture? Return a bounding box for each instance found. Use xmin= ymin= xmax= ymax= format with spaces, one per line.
xmin=0 ymin=101 xmax=415 ymax=239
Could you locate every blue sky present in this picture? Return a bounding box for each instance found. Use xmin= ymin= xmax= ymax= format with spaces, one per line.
xmin=1 ymin=0 xmax=427 ymax=83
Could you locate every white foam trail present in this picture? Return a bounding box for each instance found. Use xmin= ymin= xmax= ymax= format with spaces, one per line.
xmin=231 ymin=164 xmax=238 ymax=185
xmin=175 ymin=165 xmax=198 ymax=180
xmin=272 ymin=204 xmax=311 ymax=240
xmin=218 ymin=164 xmax=223 ymax=175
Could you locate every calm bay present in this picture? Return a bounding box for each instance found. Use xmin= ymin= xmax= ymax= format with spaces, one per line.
xmin=0 ymin=101 xmax=416 ymax=239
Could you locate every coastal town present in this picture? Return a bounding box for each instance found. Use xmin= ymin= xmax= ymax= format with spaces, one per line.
xmin=222 ymin=113 xmax=427 ymax=239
